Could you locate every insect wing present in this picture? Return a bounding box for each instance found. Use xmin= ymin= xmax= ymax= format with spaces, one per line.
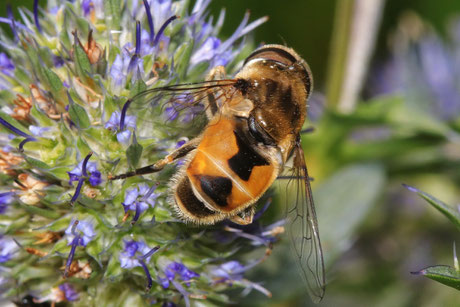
xmin=284 ymin=143 xmax=326 ymax=303
xmin=124 ymin=79 xmax=238 ymax=129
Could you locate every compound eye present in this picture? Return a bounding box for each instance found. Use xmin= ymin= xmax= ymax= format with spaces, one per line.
xmin=248 ymin=115 xmax=275 ymax=146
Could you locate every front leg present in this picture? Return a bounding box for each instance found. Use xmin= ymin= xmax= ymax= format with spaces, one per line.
xmin=109 ymin=137 xmax=200 ymax=180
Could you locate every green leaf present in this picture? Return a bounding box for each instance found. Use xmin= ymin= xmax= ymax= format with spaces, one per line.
xmin=77 ymin=136 xmax=92 ymax=154
xmin=175 ymin=42 xmax=194 ymax=79
xmin=127 ymin=134 xmax=143 ymax=168
xmin=20 ymin=203 xmax=61 ymax=219
xmin=404 ymin=184 xmax=460 ymax=231
xmin=74 ymin=35 xmax=92 ymax=78
xmin=104 ymin=0 xmax=121 ymax=30
xmin=86 ymin=240 xmax=104 ymax=267
xmin=68 ymin=103 xmax=91 ymax=129
xmin=43 ymin=67 xmax=63 ymax=93
xmin=24 ymin=157 xmax=50 ymax=170
xmin=130 ymin=79 xmax=147 ymax=98
xmin=316 ymin=163 xmax=386 ymax=263
xmin=412 ymin=265 xmax=460 ymax=290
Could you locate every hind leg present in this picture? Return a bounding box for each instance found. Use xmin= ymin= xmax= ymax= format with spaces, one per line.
xmin=109 ymin=137 xmax=201 ymax=180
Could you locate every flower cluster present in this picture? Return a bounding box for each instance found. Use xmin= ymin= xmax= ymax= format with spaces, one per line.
xmin=0 ymin=0 xmax=277 ymax=305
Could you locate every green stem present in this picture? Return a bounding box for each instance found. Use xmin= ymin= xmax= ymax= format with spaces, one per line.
xmin=325 ymin=0 xmax=354 ymax=110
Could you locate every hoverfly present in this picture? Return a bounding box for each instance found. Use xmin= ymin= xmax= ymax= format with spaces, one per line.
xmin=111 ymin=44 xmax=326 ymax=302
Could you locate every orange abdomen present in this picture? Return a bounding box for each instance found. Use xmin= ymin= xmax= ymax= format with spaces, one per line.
xmin=187 ymin=117 xmax=277 ymax=213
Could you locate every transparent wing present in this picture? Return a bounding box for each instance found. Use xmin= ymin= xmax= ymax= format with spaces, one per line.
xmin=128 ymin=80 xmax=237 ymax=116
xmin=120 ymin=79 xmax=239 ymax=140
xmin=284 ymin=142 xmax=325 ymax=303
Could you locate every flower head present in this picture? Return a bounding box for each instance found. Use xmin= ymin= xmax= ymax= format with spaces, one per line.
xmin=0 ymin=0 xmax=274 ymax=305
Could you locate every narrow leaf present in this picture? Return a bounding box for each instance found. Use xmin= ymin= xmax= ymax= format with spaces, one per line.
xmin=68 ymin=103 xmax=91 ymax=129
xmin=74 ymin=36 xmax=92 ymax=78
xmin=412 ymin=265 xmax=460 ymax=290
xmin=25 ymin=157 xmax=50 ymax=170
xmin=130 ymin=79 xmax=147 ymax=98
xmin=127 ymin=133 xmax=143 ymax=168
xmin=104 ymin=0 xmax=121 ymax=30
xmin=43 ymin=67 xmax=63 ymax=93
xmin=403 ymin=184 xmax=460 ymax=230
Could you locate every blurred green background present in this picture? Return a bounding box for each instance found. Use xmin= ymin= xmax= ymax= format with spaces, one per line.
xmin=2 ymin=1 xmax=460 ymax=306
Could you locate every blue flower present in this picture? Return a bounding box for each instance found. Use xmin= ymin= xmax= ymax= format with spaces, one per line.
xmin=164 ymin=97 xmax=204 ymax=123
xmin=123 ymin=183 xmax=159 ymax=213
xmin=208 ymin=259 xmax=272 ymax=297
xmin=119 ymin=239 xmax=159 ymax=290
xmin=29 ymin=125 xmax=50 ymax=137
xmin=105 ymin=111 xmax=137 ymax=145
xmin=68 ymin=155 xmax=102 ymax=187
xmin=0 ymin=235 xmax=18 ymax=263
xmin=122 ymin=183 xmax=159 ymax=224
xmin=0 ymin=192 xmax=15 ymax=214
xmin=110 ymin=51 xmax=131 ymax=90
xmin=369 ymin=16 xmax=460 ymax=120
xmin=65 ymin=220 xmax=96 ymax=247
xmin=148 ymin=0 xmax=176 ymax=35
xmin=189 ymin=12 xmax=268 ymax=69
xmin=190 ymin=36 xmax=231 ymax=67
xmin=0 ymin=53 xmax=14 ymax=77
xmin=211 ymin=261 xmax=245 ymax=282
xmin=58 ymin=283 xmax=79 ymax=301
xmin=119 ymin=239 xmax=153 ymax=269
xmin=82 ymin=0 xmax=94 ymax=16
xmin=64 ymin=219 xmax=96 ymax=277
xmin=52 ymin=55 xmax=65 ymax=68
xmin=161 ymin=261 xmax=199 ymax=288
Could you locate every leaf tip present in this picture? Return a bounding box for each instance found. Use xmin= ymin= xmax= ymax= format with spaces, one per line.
xmin=410 ymin=269 xmax=425 ymax=276
xmin=402 ymin=183 xmax=418 ymax=193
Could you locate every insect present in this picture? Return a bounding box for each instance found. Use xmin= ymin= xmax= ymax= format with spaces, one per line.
xmin=111 ymin=44 xmax=326 ymax=302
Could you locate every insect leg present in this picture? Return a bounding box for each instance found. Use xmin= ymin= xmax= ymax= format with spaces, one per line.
xmin=204 ymin=66 xmax=227 ymax=118
xmin=229 ymin=206 xmax=255 ymax=225
xmin=109 ymin=138 xmax=200 ymax=180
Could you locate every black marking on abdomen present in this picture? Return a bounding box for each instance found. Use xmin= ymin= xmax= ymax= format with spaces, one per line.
xmin=176 ymin=177 xmax=216 ymax=218
xmin=198 ymin=175 xmax=232 ymax=207
xmin=228 ymin=130 xmax=269 ymax=181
